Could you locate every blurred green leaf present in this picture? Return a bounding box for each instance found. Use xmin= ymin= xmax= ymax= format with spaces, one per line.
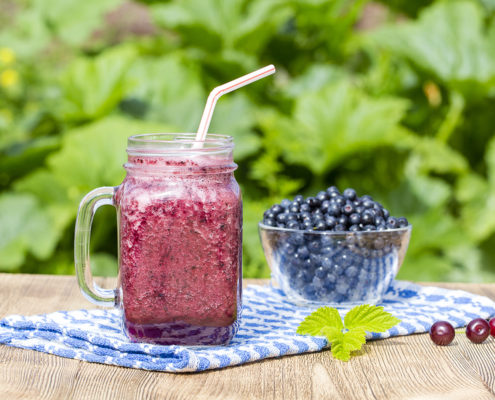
xmin=61 ymin=46 xmax=137 ymax=121
xmin=271 ymin=80 xmax=411 ymax=175
xmin=0 ymin=193 xmax=59 ymax=270
xmin=373 ymin=1 xmax=495 ymax=97
xmin=125 ymin=54 xmax=204 ymax=131
xmin=39 ymin=0 xmax=122 ymax=47
xmin=457 ymin=135 xmax=495 ymax=241
xmin=209 ymin=94 xmax=261 ymax=160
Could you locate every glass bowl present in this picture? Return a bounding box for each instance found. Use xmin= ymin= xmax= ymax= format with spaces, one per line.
xmin=259 ymin=223 xmax=412 ymax=307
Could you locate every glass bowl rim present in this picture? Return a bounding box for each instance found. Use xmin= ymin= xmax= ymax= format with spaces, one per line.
xmin=258 ymin=222 xmax=412 ymax=235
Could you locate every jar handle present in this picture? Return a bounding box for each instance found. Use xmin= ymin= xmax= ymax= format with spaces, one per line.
xmin=74 ymin=186 xmax=117 ymax=307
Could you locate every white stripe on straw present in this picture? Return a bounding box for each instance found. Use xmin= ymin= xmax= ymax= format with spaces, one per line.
xmin=194 ymin=65 xmax=276 ymax=144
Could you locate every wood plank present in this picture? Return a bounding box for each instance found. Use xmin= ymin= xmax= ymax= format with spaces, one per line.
xmin=0 ymin=274 xmax=494 ymax=400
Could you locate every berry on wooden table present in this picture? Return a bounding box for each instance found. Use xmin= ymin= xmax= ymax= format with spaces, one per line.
xmin=429 ymin=321 xmax=455 ymax=346
xmin=466 ymin=318 xmax=490 ymax=344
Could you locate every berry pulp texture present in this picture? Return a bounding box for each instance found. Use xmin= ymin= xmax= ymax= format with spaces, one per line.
xmin=466 ymin=318 xmax=490 ymax=344
xmin=116 ymin=155 xmax=242 ymax=345
xmin=429 ymin=321 xmax=455 ymax=346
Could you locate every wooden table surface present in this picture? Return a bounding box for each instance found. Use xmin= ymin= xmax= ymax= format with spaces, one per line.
xmin=1 ymin=274 xmax=494 ymax=400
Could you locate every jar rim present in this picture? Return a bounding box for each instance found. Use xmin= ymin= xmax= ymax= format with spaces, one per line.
xmin=127 ymin=133 xmax=234 ymax=156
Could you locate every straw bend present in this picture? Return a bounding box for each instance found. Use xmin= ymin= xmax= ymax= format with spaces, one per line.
xmin=195 ymin=65 xmax=276 ymax=144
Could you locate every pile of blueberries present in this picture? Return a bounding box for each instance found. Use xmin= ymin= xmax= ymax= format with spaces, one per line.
xmin=261 ymin=187 xmax=411 ymax=303
xmin=262 ymin=186 xmax=408 ymax=232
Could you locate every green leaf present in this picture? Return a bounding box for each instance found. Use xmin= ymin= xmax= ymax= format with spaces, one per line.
xmin=209 ymin=94 xmax=261 ymax=160
xmin=277 ymin=81 xmax=410 ymax=175
xmin=296 ymin=306 xmax=343 ymax=336
xmin=373 ymin=1 xmax=495 ymax=97
xmin=125 ymin=54 xmax=205 ymax=131
xmin=344 ymin=305 xmax=401 ymax=333
xmin=38 ymin=0 xmax=122 ymax=47
xmin=329 ymin=328 xmax=367 ymax=362
xmin=60 ymin=46 xmax=137 ymax=121
xmin=0 ymin=193 xmax=60 ymax=270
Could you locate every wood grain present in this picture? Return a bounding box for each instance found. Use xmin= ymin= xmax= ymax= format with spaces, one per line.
xmin=0 ymin=274 xmax=494 ymax=400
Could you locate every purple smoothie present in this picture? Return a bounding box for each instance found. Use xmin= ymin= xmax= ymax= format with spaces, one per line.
xmin=115 ymin=154 xmax=242 ymax=345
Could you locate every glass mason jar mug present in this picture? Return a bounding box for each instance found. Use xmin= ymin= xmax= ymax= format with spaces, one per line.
xmin=74 ymin=134 xmax=243 ymax=345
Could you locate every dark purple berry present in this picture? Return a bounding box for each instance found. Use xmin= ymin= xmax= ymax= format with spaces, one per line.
xmin=429 ymin=321 xmax=455 ymax=346
xmin=489 ymin=318 xmax=495 ymax=337
xmin=466 ymin=318 xmax=490 ymax=343
xmin=264 ymin=218 xmax=275 ymax=226
xmin=398 ymin=217 xmax=409 ymax=227
xmin=349 ymin=213 xmax=361 ymax=225
xmin=328 ymin=204 xmax=341 ymax=216
xmin=342 ymin=203 xmax=354 ymax=215
xmin=343 ymin=188 xmax=357 ymax=200
xmin=271 ymin=204 xmax=283 ymax=214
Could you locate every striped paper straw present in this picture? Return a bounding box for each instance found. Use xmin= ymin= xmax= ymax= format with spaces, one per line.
xmin=194 ymin=65 xmax=276 ymax=144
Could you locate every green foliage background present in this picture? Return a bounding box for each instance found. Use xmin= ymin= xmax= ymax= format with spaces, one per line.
xmin=1 ymin=0 xmax=495 ymax=281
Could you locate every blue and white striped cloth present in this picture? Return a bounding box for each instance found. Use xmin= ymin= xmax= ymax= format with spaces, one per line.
xmin=0 ymin=281 xmax=494 ymax=372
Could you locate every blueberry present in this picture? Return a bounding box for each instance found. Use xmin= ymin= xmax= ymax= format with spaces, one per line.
xmin=349 ymin=224 xmax=360 ymax=232
xmin=343 ymin=188 xmax=357 ymax=200
xmin=289 ymin=233 xmax=305 ymax=245
xmin=299 ymin=211 xmax=312 ymax=220
xmin=333 ymin=264 xmax=345 ymax=275
xmin=281 ymin=241 xmax=296 ymax=255
xmin=382 ymin=208 xmax=390 ymax=219
xmin=293 ymin=194 xmax=304 ymax=203
xmin=336 ymin=282 xmax=350 ymax=295
xmin=313 ymin=208 xmax=323 ymax=215
xmin=276 ymin=213 xmax=288 ymax=223
xmin=312 ymin=276 xmax=325 ymax=289
xmin=321 ymin=256 xmax=333 ymax=269
xmin=286 ymin=213 xmax=298 ymax=221
xmin=342 ymin=203 xmax=354 ymax=215
xmin=386 ymin=217 xmax=398 ymax=228
xmin=345 ymin=266 xmax=358 ymax=278
xmin=324 ymin=216 xmax=337 ymax=229
xmin=398 ymin=217 xmax=409 ymax=227
xmin=303 ymin=285 xmax=317 ymax=299
xmin=334 ymin=224 xmax=346 ymax=232
xmin=314 ymin=221 xmax=327 ymax=231
xmin=349 ymin=213 xmax=361 ymax=225
xmin=320 ymin=200 xmax=331 ymax=212
xmin=286 ymin=220 xmax=300 ymax=229
xmin=327 ymin=186 xmax=340 ymax=194
xmin=362 ymin=199 xmax=374 ymax=209
xmin=312 ymin=213 xmax=324 ymax=222
xmin=361 ymin=211 xmax=374 ymax=224
xmin=333 ymin=196 xmax=346 ymax=207
xmin=306 ymin=197 xmax=320 ymax=208
xmin=374 ymin=216 xmax=385 ymax=226
xmin=316 ymin=191 xmax=329 ymax=201
xmin=297 ymin=246 xmax=310 ymax=259
xmin=315 ymin=267 xmax=327 ymax=279
xmin=338 ymin=215 xmax=348 ymax=226
xmin=289 ymin=204 xmax=300 ymax=213
xmin=376 ymin=224 xmax=387 ymax=231
xmin=308 ymin=240 xmax=321 ymax=252
xmin=264 ymin=210 xmax=276 ymax=220
xmin=325 ymin=272 xmax=337 ymax=283
xmin=264 ymin=218 xmax=275 ymax=226
xmin=364 ymin=224 xmax=376 ymax=231
xmin=271 ymin=204 xmax=283 ymax=214
xmin=280 ymin=199 xmax=291 ymax=208
xmin=328 ymin=203 xmax=341 ymax=217
xmin=300 ymin=203 xmax=311 ymax=213
xmin=360 ymin=195 xmax=373 ymax=202
xmin=301 ymin=220 xmax=313 ymax=230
